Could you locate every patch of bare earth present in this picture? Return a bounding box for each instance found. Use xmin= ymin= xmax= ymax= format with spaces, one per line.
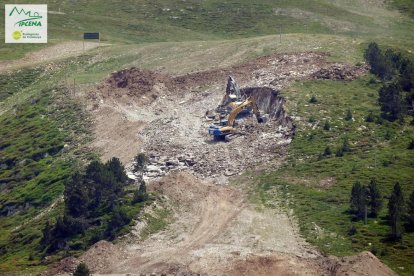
xmin=45 ymin=52 xmax=394 ymax=275
xmin=0 ymin=41 xmax=101 ymax=73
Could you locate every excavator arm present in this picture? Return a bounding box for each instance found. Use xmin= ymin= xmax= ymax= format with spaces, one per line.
xmin=227 ymin=97 xmax=263 ymax=127
xmin=208 ymin=97 xmax=263 ymax=140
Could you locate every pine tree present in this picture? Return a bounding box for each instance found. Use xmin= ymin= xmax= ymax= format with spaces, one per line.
xmin=379 ymin=82 xmax=404 ymax=121
xmin=407 ymin=191 xmax=414 ymax=231
xmin=133 ymin=153 xmax=148 ymax=177
xmin=364 ymin=42 xmax=383 ymax=76
xmin=367 ymin=178 xmax=382 ymax=217
xmin=388 ymin=182 xmax=405 ymax=240
xmin=106 ymin=157 xmax=128 ymax=184
xmin=74 ymin=263 xmax=90 ymax=276
xmin=64 ymin=172 xmax=89 ymax=218
xmin=350 ymin=182 xmax=366 ymax=219
xmin=133 ymin=180 xmax=148 ymax=203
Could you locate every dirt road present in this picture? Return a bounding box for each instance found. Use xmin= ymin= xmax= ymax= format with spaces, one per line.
xmin=0 ymin=41 xmax=102 ymax=73
xmin=46 ymin=171 xmax=320 ymax=275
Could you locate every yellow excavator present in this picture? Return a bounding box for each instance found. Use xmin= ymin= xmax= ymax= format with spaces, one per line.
xmin=208 ymin=97 xmax=264 ymax=140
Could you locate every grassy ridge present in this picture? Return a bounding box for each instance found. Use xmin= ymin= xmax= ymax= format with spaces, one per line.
xmin=1 ymin=0 xmax=413 ymax=60
xmin=252 ymin=76 xmax=414 ymax=274
xmin=0 ymin=87 xmax=73 ymax=272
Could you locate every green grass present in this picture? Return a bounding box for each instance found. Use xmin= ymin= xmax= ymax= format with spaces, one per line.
xmin=140 ymin=208 xmax=171 ymax=241
xmin=0 ymin=68 xmax=43 ymax=101
xmin=252 ymin=76 xmax=414 ymax=274
xmin=0 ymin=56 xmax=95 ymax=273
xmin=1 ymin=0 xmax=413 ymax=60
xmin=391 ymin=0 xmax=414 ymax=17
xmin=0 ymin=87 xmax=76 ymax=273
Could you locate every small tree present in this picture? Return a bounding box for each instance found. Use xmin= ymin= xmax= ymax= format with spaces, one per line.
xmin=367 ymin=178 xmax=382 ymax=217
xmin=350 ymin=182 xmax=366 ymax=219
xmin=323 ymin=146 xmax=332 ymax=156
xmin=345 ymin=109 xmax=353 ymax=121
xmin=133 ymin=181 xmax=148 ymax=204
xmin=406 ymin=191 xmax=414 ymax=231
xmin=379 ymin=82 xmax=404 ymax=121
xmin=342 ymin=137 xmax=351 ymax=153
xmin=309 ymin=95 xmax=318 ymax=103
xmin=388 ymin=182 xmax=405 ymax=240
xmin=323 ymin=120 xmax=331 ymax=131
xmin=408 ymin=139 xmax=414 ymax=150
xmin=364 ymin=42 xmax=383 ymax=76
xmin=133 ymin=153 xmax=148 ymax=178
xmin=74 ymin=263 xmax=90 ymax=276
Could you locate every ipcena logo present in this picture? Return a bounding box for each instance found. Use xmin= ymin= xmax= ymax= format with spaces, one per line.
xmin=9 ymin=6 xmax=43 ymax=27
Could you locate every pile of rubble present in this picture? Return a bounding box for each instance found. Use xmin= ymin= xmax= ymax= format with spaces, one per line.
xmin=311 ymin=63 xmax=368 ymax=80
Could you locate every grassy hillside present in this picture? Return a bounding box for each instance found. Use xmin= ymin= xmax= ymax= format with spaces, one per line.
xmin=1 ymin=0 xmax=413 ymax=60
xmin=251 ymin=75 xmax=414 ymax=274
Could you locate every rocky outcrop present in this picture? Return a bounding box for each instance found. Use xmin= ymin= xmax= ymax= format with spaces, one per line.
xmin=242 ymin=87 xmax=293 ymax=128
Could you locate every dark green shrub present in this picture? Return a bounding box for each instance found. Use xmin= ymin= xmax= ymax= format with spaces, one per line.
xmin=309 ymin=95 xmax=318 ymax=103
xmin=323 ymin=120 xmax=331 ymax=130
xmin=74 ymin=263 xmax=90 ymax=276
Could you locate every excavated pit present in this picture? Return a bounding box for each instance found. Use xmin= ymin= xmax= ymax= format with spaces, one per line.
xmin=241 ymin=87 xmax=293 ymax=127
xmin=90 ymin=52 xmax=369 ymax=183
xmin=131 ymin=83 xmax=294 ymax=183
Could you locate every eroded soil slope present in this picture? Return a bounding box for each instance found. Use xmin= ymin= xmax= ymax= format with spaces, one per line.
xmin=43 ymin=52 xmax=395 ymax=276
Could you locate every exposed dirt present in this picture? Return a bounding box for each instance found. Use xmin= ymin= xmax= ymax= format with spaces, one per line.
xmin=44 ymin=52 xmax=395 ymax=276
xmin=318 ymin=251 xmax=397 ymax=276
xmin=89 ymin=52 xmax=367 ymax=182
xmin=46 ymin=171 xmax=395 ymax=276
xmin=0 ymin=41 xmax=102 ymax=73
xmin=46 ymin=171 xmax=320 ymax=276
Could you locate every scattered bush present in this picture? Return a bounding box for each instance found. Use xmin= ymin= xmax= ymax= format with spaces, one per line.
xmin=348 ymin=224 xmax=357 ymax=236
xmin=408 ymin=139 xmax=414 ymax=150
xmin=323 ymin=146 xmax=332 ymax=156
xmin=309 ymin=95 xmax=318 ymax=103
xmin=74 ymin=263 xmax=90 ymax=276
xmin=133 ymin=181 xmax=149 ymax=204
xmin=323 ymin=120 xmax=331 ymax=130
xmin=345 ymin=109 xmax=353 ymax=121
